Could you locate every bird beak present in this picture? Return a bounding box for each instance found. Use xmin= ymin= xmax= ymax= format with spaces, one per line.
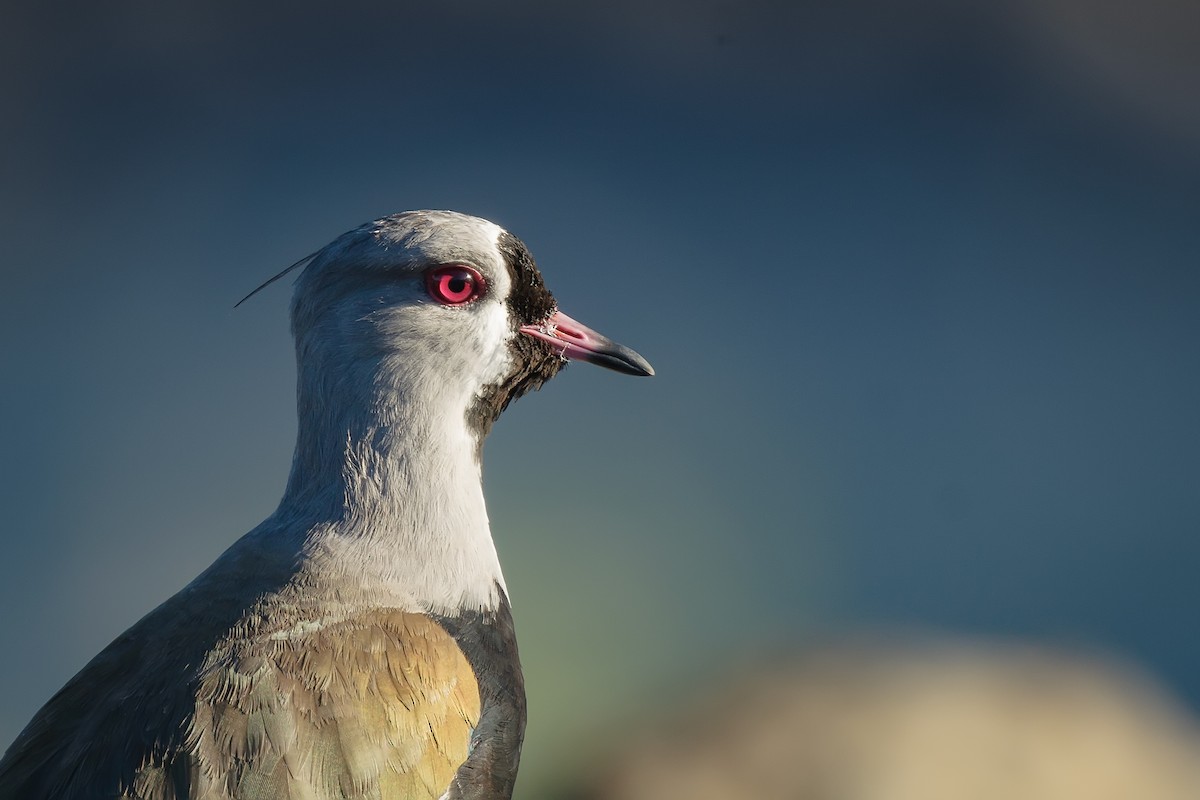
xmin=520 ymin=310 xmax=654 ymax=377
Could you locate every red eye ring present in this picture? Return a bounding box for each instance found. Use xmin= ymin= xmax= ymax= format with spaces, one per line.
xmin=425 ymin=264 xmax=486 ymax=306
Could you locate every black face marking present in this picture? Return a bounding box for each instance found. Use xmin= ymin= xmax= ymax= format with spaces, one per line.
xmin=434 ymin=588 xmax=526 ymax=800
xmin=496 ymin=231 xmax=557 ymax=326
xmin=466 ymin=232 xmax=565 ymax=444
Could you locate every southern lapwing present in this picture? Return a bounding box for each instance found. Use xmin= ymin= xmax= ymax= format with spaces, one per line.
xmin=0 ymin=210 xmax=653 ymax=799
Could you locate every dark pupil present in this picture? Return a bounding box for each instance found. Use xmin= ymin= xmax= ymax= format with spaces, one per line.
xmin=447 ymin=276 xmax=468 ymax=294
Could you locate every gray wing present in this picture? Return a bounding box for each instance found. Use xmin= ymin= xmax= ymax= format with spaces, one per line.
xmin=0 ymin=549 xmax=486 ymax=800
xmin=0 ymin=542 xmax=294 ymax=799
xmin=0 ymin=579 xmax=234 ymax=798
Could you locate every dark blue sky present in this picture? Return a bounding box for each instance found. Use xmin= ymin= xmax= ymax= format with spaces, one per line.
xmin=2 ymin=1 xmax=1198 ymax=792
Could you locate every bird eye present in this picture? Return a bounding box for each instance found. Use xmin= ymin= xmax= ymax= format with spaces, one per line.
xmin=425 ymin=264 xmax=486 ymax=305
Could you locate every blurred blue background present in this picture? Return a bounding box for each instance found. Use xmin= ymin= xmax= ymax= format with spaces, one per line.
xmin=1 ymin=0 xmax=1198 ymax=794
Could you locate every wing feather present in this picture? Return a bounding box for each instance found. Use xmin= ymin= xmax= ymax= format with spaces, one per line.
xmin=0 ymin=587 xmax=481 ymax=800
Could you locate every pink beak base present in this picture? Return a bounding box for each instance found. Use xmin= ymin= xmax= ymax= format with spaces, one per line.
xmin=519 ymin=310 xmax=654 ymax=377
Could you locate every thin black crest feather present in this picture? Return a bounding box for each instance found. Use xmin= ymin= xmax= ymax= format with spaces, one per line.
xmin=233 ymin=251 xmax=319 ymax=308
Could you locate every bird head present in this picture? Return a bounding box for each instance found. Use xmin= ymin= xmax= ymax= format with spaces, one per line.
xmin=285 ymin=210 xmax=653 ymax=443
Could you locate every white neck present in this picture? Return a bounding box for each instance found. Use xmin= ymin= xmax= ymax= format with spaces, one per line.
xmin=265 ymin=350 xmax=506 ymax=616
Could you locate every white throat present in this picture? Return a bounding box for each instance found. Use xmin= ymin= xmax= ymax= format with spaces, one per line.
xmin=266 ymin=350 xmax=510 ymax=617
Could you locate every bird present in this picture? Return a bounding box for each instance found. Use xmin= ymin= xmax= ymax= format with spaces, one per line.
xmin=0 ymin=210 xmax=653 ymax=799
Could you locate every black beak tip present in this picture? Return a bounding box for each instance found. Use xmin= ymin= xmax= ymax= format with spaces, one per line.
xmin=594 ymin=344 xmax=655 ymax=377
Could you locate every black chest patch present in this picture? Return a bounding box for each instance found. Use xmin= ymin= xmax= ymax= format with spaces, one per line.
xmin=433 ymin=590 xmax=526 ymax=800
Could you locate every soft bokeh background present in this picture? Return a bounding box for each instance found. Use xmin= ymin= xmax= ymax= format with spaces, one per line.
xmin=2 ymin=0 xmax=1198 ymax=795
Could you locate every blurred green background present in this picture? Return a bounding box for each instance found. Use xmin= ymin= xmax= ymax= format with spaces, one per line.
xmin=1 ymin=1 xmax=1198 ymax=796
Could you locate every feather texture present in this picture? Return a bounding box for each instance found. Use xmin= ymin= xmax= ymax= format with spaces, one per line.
xmin=0 ymin=558 xmax=480 ymax=800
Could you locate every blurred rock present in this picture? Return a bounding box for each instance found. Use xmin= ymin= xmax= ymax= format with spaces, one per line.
xmin=573 ymin=640 xmax=1200 ymax=800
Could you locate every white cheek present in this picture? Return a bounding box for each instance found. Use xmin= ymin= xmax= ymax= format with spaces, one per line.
xmin=470 ymin=298 xmax=516 ymax=388
xmin=370 ymin=296 xmax=514 ymax=403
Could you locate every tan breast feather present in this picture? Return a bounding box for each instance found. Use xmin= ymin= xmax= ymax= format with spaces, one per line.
xmin=132 ymin=611 xmax=482 ymax=800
